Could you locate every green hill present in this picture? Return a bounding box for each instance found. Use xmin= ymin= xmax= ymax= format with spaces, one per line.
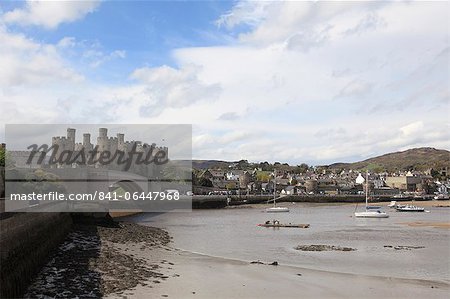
xmin=190 ymin=147 xmax=449 ymax=173
xmin=328 ymin=147 xmax=449 ymax=172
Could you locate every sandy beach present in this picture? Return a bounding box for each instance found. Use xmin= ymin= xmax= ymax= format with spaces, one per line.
xmin=24 ymin=201 xmax=450 ymax=298
xmin=107 ymin=241 xmax=449 ymax=299
xmin=24 ymin=218 xmax=450 ymax=299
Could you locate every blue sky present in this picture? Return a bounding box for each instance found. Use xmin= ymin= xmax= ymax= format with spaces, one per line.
xmin=0 ymin=1 xmax=449 ymax=165
xmin=2 ymin=1 xmax=236 ymax=82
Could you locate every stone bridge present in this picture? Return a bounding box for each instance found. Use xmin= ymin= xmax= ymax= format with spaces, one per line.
xmin=4 ymin=167 xmax=191 ymax=213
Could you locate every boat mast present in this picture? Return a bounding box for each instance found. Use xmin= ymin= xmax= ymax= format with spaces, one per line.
xmin=273 ymin=169 xmax=276 ymax=207
xmin=365 ymin=170 xmax=369 ymax=210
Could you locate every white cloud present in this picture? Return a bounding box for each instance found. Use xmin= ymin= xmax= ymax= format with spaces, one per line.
xmin=216 ymin=1 xmax=271 ymax=30
xmin=130 ymin=65 xmax=221 ymax=117
xmin=55 ymin=37 xmax=127 ymax=68
xmin=219 ymin=1 xmax=389 ymax=47
xmin=217 ymin=112 xmax=240 ymax=121
xmin=0 ymin=1 xmax=448 ymax=165
xmin=83 ymin=49 xmax=126 ymax=68
xmin=0 ymin=26 xmax=83 ymax=86
xmin=400 ymin=121 xmax=424 ymax=137
xmin=57 ymin=36 xmax=77 ymax=48
xmin=2 ymin=0 xmax=100 ymax=29
xmin=335 ymin=80 xmax=373 ymax=99
xmin=177 ymin=1 xmax=449 ymax=162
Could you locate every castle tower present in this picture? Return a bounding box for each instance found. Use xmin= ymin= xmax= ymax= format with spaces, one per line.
xmin=117 ymin=133 xmax=126 ymax=152
xmin=97 ymin=128 xmax=109 ymax=156
xmin=66 ymin=128 xmax=76 ymax=151
xmin=117 ymin=133 xmax=124 ymax=145
xmin=67 ymin=128 xmax=76 ymax=141
xmin=83 ymin=133 xmax=93 ymax=152
xmin=99 ymin=128 xmax=108 ymax=138
xmin=83 ymin=133 xmax=91 ymax=145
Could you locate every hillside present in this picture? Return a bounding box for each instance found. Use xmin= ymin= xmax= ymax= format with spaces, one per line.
xmin=328 ymin=147 xmax=449 ymax=172
xmin=192 ymin=160 xmax=234 ymax=170
xmin=191 ymin=147 xmax=449 ymax=173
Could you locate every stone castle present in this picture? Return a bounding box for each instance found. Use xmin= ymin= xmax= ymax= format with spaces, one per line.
xmin=52 ymin=128 xmax=168 ymax=156
xmin=51 ymin=128 xmax=168 ymax=173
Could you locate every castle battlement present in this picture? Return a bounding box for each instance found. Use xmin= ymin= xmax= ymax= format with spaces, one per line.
xmin=52 ymin=136 xmax=69 ymax=141
xmin=50 ymin=128 xmax=168 ymax=171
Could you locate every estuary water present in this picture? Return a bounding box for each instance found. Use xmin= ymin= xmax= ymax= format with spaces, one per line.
xmin=129 ymin=203 xmax=450 ymax=282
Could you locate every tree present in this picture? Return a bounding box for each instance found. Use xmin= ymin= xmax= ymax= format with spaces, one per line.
xmin=366 ymin=163 xmax=384 ymax=173
xmin=198 ymin=177 xmax=213 ymax=187
xmin=256 ymin=172 xmax=270 ymax=182
xmin=0 ymin=147 xmax=4 ymax=167
xmin=296 ymin=163 xmax=309 ymax=174
xmin=239 ymin=160 xmax=249 ymax=168
xmin=226 ymin=182 xmax=236 ymax=190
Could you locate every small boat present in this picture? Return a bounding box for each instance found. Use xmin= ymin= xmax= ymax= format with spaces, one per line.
xmin=392 ymin=194 xmax=411 ymax=200
xmin=258 ymin=223 xmax=309 ymax=228
xmin=396 ymin=205 xmax=426 ymax=212
xmin=354 ymin=171 xmax=389 ymax=218
xmin=266 ymin=206 xmax=290 ymax=213
xmin=434 ymin=194 xmax=449 ymax=200
xmin=388 ymin=201 xmax=397 ymax=208
xmin=366 ymin=206 xmax=382 ymax=210
xmin=354 ymin=210 xmax=389 ymax=218
xmin=265 ymin=170 xmax=289 ymax=213
xmin=388 ymin=201 xmax=406 ymax=209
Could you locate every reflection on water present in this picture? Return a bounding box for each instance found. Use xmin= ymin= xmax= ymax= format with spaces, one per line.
xmin=129 ymin=203 xmax=450 ymax=281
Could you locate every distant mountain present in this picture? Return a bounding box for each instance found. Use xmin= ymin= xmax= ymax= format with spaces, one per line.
xmin=190 ymin=147 xmax=449 ymax=173
xmin=192 ymin=160 xmax=234 ymax=170
xmin=328 ymin=147 xmax=449 ymax=172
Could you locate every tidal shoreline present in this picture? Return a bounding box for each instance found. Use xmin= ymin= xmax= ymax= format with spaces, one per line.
xmin=107 ymin=241 xmax=450 ymax=299
xmin=25 ymin=220 xmax=173 ymax=298
xmin=24 ymin=202 xmax=450 ymax=298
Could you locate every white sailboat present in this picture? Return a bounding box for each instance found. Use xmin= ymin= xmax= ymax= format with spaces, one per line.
xmin=266 ymin=170 xmax=289 ymax=213
xmin=354 ymin=171 xmax=389 ymax=218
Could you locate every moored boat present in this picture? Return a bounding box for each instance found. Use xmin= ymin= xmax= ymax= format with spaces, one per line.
xmin=388 ymin=201 xmax=397 ymax=208
xmin=388 ymin=201 xmax=406 ymax=209
xmin=258 ymin=223 xmax=309 ymax=228
xmin=354 ymin=210 xmax=389 ymax=218
xmin=354 ymin=171 xmax=389 ymax=218
xmin=366 ymin=206 xmax=382 ymax=210
xmin=265 ymin=169 xmax=289 ymax=213
xmin=392 ymin=194 xmax=411 ymax=200
xmin=265 ymin=206 xmax=290 ymax=212
xmin=434 ymin=194 xmax=449 ymax=200
xmin=396 ymin=205 xmax=426 ymax=212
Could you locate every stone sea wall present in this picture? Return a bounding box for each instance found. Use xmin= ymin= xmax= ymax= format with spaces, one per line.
xmin=0 ymin=212 xmax=73 ymax=298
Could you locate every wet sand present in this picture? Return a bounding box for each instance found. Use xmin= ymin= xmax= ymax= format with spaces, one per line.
xmin=389 ymin=201 xmax=450 ymax=229
xmin=107 ymin=244 xmax=449 ymax=299
xmin=398 ymin=221 xmax=450 ymax=229
xmin=25 ymin=222 xmax=171 ymax=298
xmin=123 ymin=202 xmax=450 ymax=298
xmin=25 ymin=202 xmax=450 ymax=298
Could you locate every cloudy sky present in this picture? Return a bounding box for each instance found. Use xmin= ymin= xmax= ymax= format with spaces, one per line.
xmin=0 ymin=1 xmax=448 ymax=165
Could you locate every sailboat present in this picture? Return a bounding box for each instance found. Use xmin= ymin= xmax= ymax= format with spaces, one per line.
xmin=354 ymin=171 xmax=389 ymax=218
xmin=266 ymin=170 xmax=289 ymax=213
xmin=395 ymin=197 xmax=426 ymax=212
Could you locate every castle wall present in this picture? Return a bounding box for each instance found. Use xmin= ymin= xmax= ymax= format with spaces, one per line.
xmin=48 ymin=128 xmax=168 ymax=176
